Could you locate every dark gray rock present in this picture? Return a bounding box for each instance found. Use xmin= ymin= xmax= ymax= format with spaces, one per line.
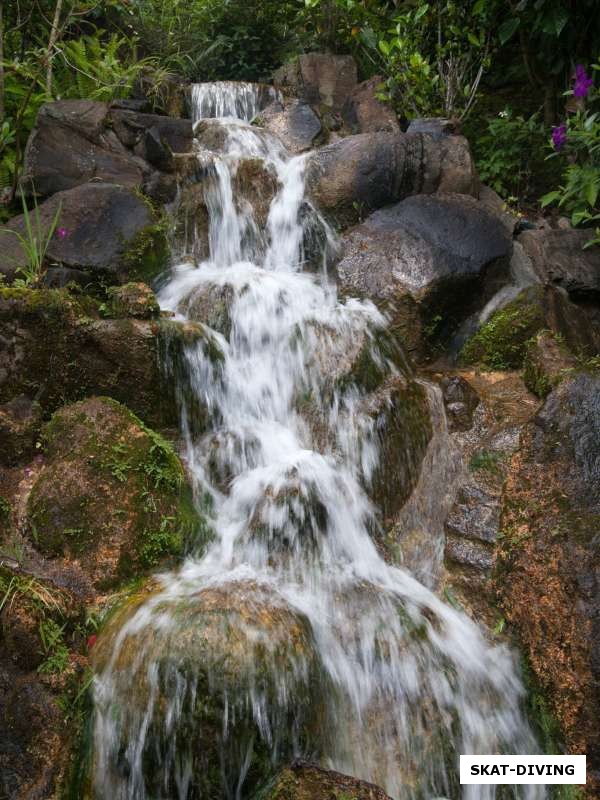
xmin=0 ymin=183 xmax=166 ymax=284
xmin=0 ymin=395 xmax=43 ymax=465
xmin=305 ymin=133 xmax=477 ymax=228
xmin=21 ymin=100 xmax=148 ymax=196
xmin=406 ymin=117 xmax=460 ymax=138
xmin=519 ymin=227 xmax=600 ymax=300
xmin=335 ymin=193 xmax=511 ymax=357
xmin=439 ymin=375 xmax=480 ymax=432
xmin=445 ymin=533 xmax=494 ymax=571
xmin=110 ymin=109 xmax=193 ymax=154
xmin=342 ymin=76 xmax=400 ymax=135
xmin=256 ymin=99 xmax=322 ymax=153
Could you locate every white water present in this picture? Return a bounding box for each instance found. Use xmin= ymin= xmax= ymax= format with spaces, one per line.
xmin=191 ymin=81 xmax=280 ymax=122
xmin=92 ymin=85 xmax=545 ymax=800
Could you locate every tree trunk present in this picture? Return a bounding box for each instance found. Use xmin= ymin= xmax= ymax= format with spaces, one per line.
xmin=46 ymin=0 xmax=64 ymax=97
xmin=0 ymin=0 xmax=5 ymax=121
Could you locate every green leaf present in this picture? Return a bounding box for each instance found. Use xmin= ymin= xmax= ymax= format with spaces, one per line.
xmin=498 ymin=18 xmax=520 ymax=45
xmin=540 ymin=190 xmax=561 ymax=207
xmin=468 ymin=32 xmax=481 ymax=47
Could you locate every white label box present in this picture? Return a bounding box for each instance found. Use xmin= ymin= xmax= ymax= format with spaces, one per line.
xmin=460 ymin=755 xmax=586 ymax=785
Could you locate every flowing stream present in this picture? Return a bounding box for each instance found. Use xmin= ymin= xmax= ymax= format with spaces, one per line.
xmin=92 ymin=83 xmax=545 ymax=800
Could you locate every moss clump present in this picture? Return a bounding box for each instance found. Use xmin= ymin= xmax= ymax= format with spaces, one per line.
xmin=105 ymin=282 xmax=160 ymax=319
xmin=460 ymin=288 xmax=546 ymax=370
xmin=523 ymin=331 xmax=576 ymax=399
xmin=121 ymin=218 xmax=170 ymax=283
xmin=27 ymin=397 xmax=210 ymax=588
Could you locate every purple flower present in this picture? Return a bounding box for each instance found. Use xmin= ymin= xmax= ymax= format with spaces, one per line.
xmin=56 ymin=227 xmax=69 ymax=240
xmin=551 ymin=123 xmax=567 ymax=151
xmin=573 ymin=64 xmax=593 ymax=99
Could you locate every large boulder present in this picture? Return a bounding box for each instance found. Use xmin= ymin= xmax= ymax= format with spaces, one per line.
xmin=26 ymin=397 xmax=201 ymax=588
xmin=21 ymin=100 xmax=193 ymax=199
xmin=498 ymin=372 xmax=600 ymax=784
xmin=92 ymin=580 xmax=330 ymax=798
xmin=265 ymin=761 xmax=392 ymax=800
xmin=274 ymin=53 xmax=358 ymax=112
xmin=335 ymin=193 xmax=511 ymax=358
xmin=0 ymin=183 xmax=168 ymax=285
xmin=0 ymin=287 xmax=208 ymax=430
xmin=460 ymin=284 xmax=600 ymax=369
xmin=519 ymin=227 xmax=600 ymax=301
xmin=305 ymin=133 xmax=477 ymax=228
xmin=255 ymin=99 xmax=322 ymax=153
xmin=341 ymin=76 xmax=400 ymax=135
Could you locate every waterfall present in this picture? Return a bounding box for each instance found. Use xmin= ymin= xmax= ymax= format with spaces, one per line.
xmin=92 ymin=84 xmax=545 ymax=800
xmin=191 ymin=81 xmax=280 ymax=122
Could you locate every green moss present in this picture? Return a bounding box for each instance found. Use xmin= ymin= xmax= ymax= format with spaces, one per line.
xmin=121 ymin=219 xmax=169 ymax=283
xmin=459 ymin=289 xmax=546 ymax=370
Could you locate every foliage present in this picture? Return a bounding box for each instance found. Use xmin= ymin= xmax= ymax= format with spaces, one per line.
xmin=38 ymin=617 xmax=70 ymax=674
xmin=1 ymin=195 xmax=62 ymax=286
xmin=473 ymin=108 xmax=546 ymax=200
xmin=541 ymin=61 xmax=600 ymax=246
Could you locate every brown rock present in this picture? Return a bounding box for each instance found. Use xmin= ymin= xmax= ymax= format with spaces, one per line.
xmin=274 ymin=53 xmax=358 ymax=111
xmin=342 ymin=76 xmax=400 ymax=135
xmin=265 ymin=761 xmax=392 ymax=800
xmin=523 ymin=330 xmax=577 ymax=398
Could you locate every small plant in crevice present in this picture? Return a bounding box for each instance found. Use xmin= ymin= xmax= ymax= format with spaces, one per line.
xmin=1 ymin=194 xmax=62 ymax=287
xmin=38 ymin=617 xmax=70 ymax=675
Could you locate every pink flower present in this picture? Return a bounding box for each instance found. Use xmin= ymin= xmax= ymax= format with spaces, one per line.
xmin=551 ymin=123 xmax=567 ymax=151
xmin=56 ymin=227 xmax=69 ymax=240
xmin=573 ymin=65 xmax=593 ymax=99
xmin=87 ymin=634 xmax=97 ymax=650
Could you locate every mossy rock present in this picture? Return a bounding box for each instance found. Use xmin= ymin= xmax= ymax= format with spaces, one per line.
xmin=120 ymin=216 xmax=170 ymax=284
xmin=91 ymin=580 xmax=332 ymax=799
xmin=260 ymin=761 xmax=392 ymax=800
xmin=523 ymin=331 xmax=576 ymax=399
xmin=106 ymin=282 xmax=160 ymax=319
xmin=26 ymin=397 xmax=209 ymax=588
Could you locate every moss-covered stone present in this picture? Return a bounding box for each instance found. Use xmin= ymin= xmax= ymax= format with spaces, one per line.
xmin=91 ymin=581 xmax=331 ymax=799
xmin=105 ymin=282 xmax=160 ymax=319
xmin=260 ymin=762 xmax=392 ymax=800
xmin=523 ymin=331 xmax=576 ymax=399
xmin=26 ymin=397 xmax=209 ymax=588
xmin=121 ymin=218 xmax=169 ymax=283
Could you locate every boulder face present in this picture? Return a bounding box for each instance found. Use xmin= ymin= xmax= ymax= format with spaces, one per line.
xmin=341 ymin=76 xmax=400 ymax=135
xmin=0 ymin=183 xmax=168 ymax=285
xmin=305 ymin=133 xmax=477 ymax=228
xmin=498 ymin=372 xmax=600 ymax=783
xmin=21 ymin=100 xmax=193 ymax=198
xmin=26 ymin=397 xmax=200 ymax=589
xmin=274 ymin=53 xmax=358 ymax=112
xmin=519 ymin=227 xmax=600 ymax=300
xmin=255 ymin=99 xmax=322 ymax=153
xmin=265 ymin=761 xmax=393 ymax=800
xmin=335 ymin=193 xmax=511 ymax=358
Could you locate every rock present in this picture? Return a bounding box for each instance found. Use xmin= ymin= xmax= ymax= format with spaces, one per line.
xmin=406 ymin=117 xmax=461 ymax=137
xmin=519 ymin=227 xmax=600 ymax=300
xmin=21 ymin=100 xmax=147 ymax=196
xmin=0 ymin=183 xmax=168 ymax=285
xmin=498 ymin=372 xmax=600 ymax=782
xmin=523 ymin=331 xmax=577 ymax=398
xmin=336 ymin=193 xmax=511 ymax=358
xmin=305 ymin=133 xmax=477 ymax=228
xmin=110 ymin=108 xmax=193 ymax=154
xmin=460 ymin=285 xmax=600 ymax=370
xmin=439 ymin=375 xmax=480 ymax=432
xmin=0 ymin=286 xmax=195 ymax=428
xmin=256 ymin=99 xmax=322 ymax=153
xmin=342 ymin=76 xmax=400 ymax=135
xmin=265 ymin=761 xmax=393 ymax=800
xmin=106 ymin=282 xmax=160 ymax=319
xmin=177 ymin=281 xmax=234 ymax=336
xmin=26 ymin=397 xmax=201 ymax=588
xmin=364 ymin=376 xmax=432 ymax=529
xmin=274 ymin=53 xmax=358 ymax=111
xmin=92 ymin=580 xmax=330 ymax=798
xmin=0 ymin=395 xmax=42 ymax=465
xmin=478 ymin=185 xmax=518 ymax=236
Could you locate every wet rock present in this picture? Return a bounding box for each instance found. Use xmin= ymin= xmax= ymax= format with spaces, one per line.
xmin=265 ymin=761 xmax=393 ymax=800
xmin=0 ymin=395 xmax=43 ymax=465
xmin=336 ymin=193 xmax=510 ymax=358
xmin=498 ymin=372 xmax=600 ymax=780
xmin=0 ymin=286 xmax=191 ymax=428
xmin=274 ymin=53 xmax=358 ymax=111
xmin=26 ymin=397 xmax=201 ymax=588
xmin=106 ymin=282 xmax=160 ymax=319
xmin=341 ymin=76 xmax=400 ymax=135
xmin=406 ymin=117 xmax=460 ymax=137
xmin=92 ymin=580 xmax=330 ymax=799
xmin=21 ymin=100 xmax=147 ymax=196
xmin=365 ymin=376 xmax=432 ymax=528
xmin=523 ymin=331 xmax=577 ymax=398
xmin=305 ymin=133 xmax=477 ymax=228
xmin=460 ymin=285 xmax=600 ymax=370
xmin=439 ymin=375 xmax=480 ymax=432
xmin=110 ymin=108 xmax=193 ymax=154
xmin=519 ymin=227 xmax=600 ymax=300
xmin=177 ymin=281 xmax=234 ymax=336
xmin=233 ymin=157 xmax=280 ymax=228
xmin=0 ymin=183 xmax=168 ymax=285
xmin=256 ymin=99 xmax=322 ymax=153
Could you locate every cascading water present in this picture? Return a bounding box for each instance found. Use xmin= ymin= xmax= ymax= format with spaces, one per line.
xmin=92 ymin=84 xmax=546 ymax=800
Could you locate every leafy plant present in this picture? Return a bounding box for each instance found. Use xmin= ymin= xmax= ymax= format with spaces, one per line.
xmin=541 ymin=61 xmax=600 ymax=246
xmin=38 ymin=617 xmax=70 ymax=674
xmin=1 ymin=194 xmax=62 ymax=286
xmin=474 ymin=108 xmax=546 ymax=200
